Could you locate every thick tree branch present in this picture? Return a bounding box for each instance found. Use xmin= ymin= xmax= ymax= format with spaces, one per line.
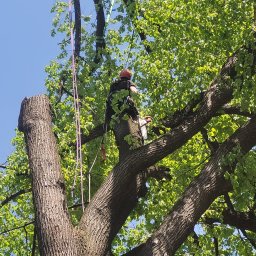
xmin=205 ymin=207 xmax=256 ymax=249
xmin=223 ymin=193 xmax=256 ymax=233
xmin=162 ymin=92 xmax=205 ymax=129
xmin=78 ymin=42 xmax=256 ymax=254
xmin=216 ymin=105 xmax=254 ymax=117
xmin=74 ymin=0 xmax=81 ymax=61
xmin=126 ymin=115 xmax=256 ymax=255
xmin=222 ymin=209 xmax=256 ymax=233
xmin=18 ymin=96 xmax=76 ymax=255
xmin=93 ymin=0 xmax=106 ymax=65
xmin=81 ymin=124 xmax=106 ymax=144
xmin=205 ymin=210 xmax=256 ymax=234
xmin=78 ymin=51 xmax=238 ymax=254
xmin=81 ymin=42 xmax=254 ymax=144
xmin=18 ymin=39 xmax=256 ymax=255
xmin=240 ymin=229 xmax=256 ymax=249
xmin=81 ymin=103 xmax=254 ymax=144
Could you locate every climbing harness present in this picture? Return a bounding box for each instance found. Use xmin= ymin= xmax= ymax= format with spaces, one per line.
xmin=68 ymin=0 xmax=85 ymax=211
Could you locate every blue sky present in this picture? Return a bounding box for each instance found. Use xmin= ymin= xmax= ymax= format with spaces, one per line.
xmin=0 ymin=1 xmax=61 ymax=163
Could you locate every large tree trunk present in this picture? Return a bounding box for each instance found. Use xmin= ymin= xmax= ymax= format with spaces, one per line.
xmin=18 ymin=96 xmax=77 ymax=256
xmin=18 ymin=93 xmax=256 ymax=256
xmin=18 ymin=41 xmax=256 ymax=255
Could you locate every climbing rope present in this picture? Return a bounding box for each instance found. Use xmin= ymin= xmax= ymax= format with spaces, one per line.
xmin=68 ymin=0 xmax=85 ymax=211
xmin=68 ymin=0 xmax=115 ymax=205
xmin=86 ymin=0 xmax=116 ymax=202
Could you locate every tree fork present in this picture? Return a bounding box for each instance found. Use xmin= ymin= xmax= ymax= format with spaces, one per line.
xmin=77 ymin=76 xmax=234 ymax=255
xmin=126 ymin=115 xmax=256 ymax=255
xmin=17 ymin=38 xmax=256 ymax=254
xmin=17 ymin=96 xmax=256 ymax=255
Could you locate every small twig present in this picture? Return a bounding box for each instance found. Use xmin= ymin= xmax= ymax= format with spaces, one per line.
xmin=192 ymin=231 xmax=200 ymax=248
xmin=1 ymin=188 xmax=31 ymax=208
xmin=251 ymin=193 xmax=256 ymax=212
xmin=200 ymin=127 xmax=219 ymax=153
xmin=123 ymin=0 xmax=152 ymax=53
xmin=24 ymin=225 xmax=28 ymax=253
xmin=69 ymin=203 xmax=83 ymax=209
xmin=239 ymin=229 xmax=256 ymax=250
xmin=253 ymin=3 xmax=256 ymax=34
xmin=223 ymin=192 xmax=235 ymax=212
xmin=31 ymin=224 xmax=37 ymax=256
xmin=0 ymin=221 xmax=34 ymax=235
xmin=68 ymin=202 xmax=89 ymax=209
xmin=181 ymin=156 xmax=210 ymax=173
xmin=213 ymin=236 xmax=219 ymax=256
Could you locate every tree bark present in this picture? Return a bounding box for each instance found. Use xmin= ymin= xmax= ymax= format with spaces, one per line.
xmin=125 ymin=115 xmax=256 ymax=255
xmin=18 ymin=96 xmax=77 ymax=256
xmin=18 ymin=95 xmax=256 ymax=255
xmin=17 ymin=41 xmax=256 ymax=255
xmin=77 ymin=66 xmax=234 ymax=254
xmin=222 ymin=209 xmax=256 ymax=233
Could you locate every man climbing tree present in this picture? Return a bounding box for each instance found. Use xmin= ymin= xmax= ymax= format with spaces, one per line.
xmin=105 ymin=68 xmax=139 ymax=126
xmin=2 ymin=1 xmax=256 ymax=255
xmin=105 ymin=68 xmax=151 ymax=157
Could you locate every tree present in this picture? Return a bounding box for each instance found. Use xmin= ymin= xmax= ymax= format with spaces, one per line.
xmin=1 ymin=0 xmax=256 ymax=255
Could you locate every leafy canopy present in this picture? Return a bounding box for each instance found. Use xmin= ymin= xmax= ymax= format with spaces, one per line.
xmin=1 ymin=0 xmax=256 ymax=255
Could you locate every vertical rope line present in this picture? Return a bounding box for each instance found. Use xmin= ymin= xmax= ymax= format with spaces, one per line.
xmin=88 ymin=170 xmax=91 ymax=203
xmin=68 ymin=0 xmax=85 ymax=212
xmin=86 ymin=0 xmax=116 ymax=203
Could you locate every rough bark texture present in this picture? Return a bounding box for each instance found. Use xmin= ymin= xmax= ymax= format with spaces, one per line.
xmin=126 ymin=116 xmax=256 ymax=255
xmin=222 ymin=209 xmax=256 ymax=233
xmin=19 ymin=93 xmax=256 ymax=255
xmin=205 ymin=208 xmax=256 ymax=234
xmin=77 ymin=69 xmax=234 ymax=255
xmin=113 ymin=118 xmax=143 ymax=160
xmin=17 ymin=43 xmax=256 ymax=255
xmin=18 ymin=96 xmax=77 ymax=256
